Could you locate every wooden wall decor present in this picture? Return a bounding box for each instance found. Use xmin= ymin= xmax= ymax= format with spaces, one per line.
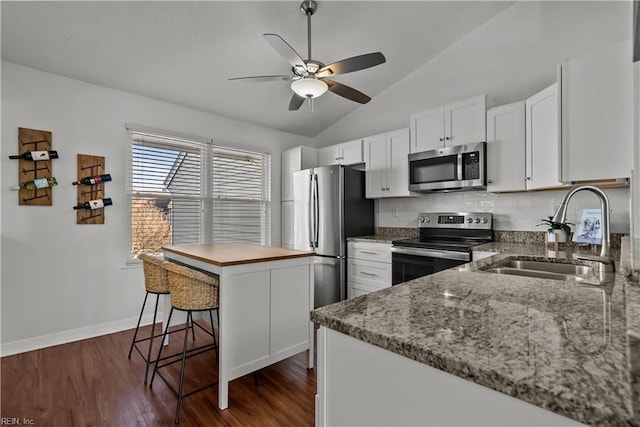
xmin=17 ymin=128 xmax=54 ymax=206
xmin=76 ymin=154 xmax=106 ymax=224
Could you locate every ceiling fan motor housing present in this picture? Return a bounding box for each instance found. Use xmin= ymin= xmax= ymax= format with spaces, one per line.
xmin=300 ymin=1 xmax=317 ymax=16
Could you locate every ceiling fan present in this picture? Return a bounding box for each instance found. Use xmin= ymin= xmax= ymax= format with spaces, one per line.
xmin=228 ymin=0 xmax=386 ymax=111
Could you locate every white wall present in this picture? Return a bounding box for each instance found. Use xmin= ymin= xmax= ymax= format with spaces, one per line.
xmin=378 ymin=188 xmax=630 ymax=233
xmin=0 ymin=62 xmax=312 ymax=354
xmin=312 ymin=1 xmax=632 ymax=146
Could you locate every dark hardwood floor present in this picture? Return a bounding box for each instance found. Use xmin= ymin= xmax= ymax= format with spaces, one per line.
xmin=1 ymin=322 xmax=316 ymax=426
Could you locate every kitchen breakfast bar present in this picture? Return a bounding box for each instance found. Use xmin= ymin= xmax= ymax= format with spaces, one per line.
xmin=161 ymin=243 xmax=315 ymax=410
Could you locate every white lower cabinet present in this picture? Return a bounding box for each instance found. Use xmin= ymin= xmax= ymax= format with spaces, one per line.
xmin=316 ymin=327 xmax=584 ymax=427
xmin=347 ymin=241 xmax=391 ymax=299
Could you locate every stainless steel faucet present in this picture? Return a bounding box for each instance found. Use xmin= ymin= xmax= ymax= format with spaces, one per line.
xmin=551 ymin=185 xmax=615 ymax=271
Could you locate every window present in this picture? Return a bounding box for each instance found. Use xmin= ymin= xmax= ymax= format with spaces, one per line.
xmin=127 ymin=127 xmax=271 ymax=261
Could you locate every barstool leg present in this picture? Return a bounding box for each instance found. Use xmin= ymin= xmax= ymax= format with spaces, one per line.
xmin=208 ymin=309 xmax=218 ymax=359
xmin=128 ymin=291 xmax=149 ymax=359
xmin=175 ymin=310 xmax=191 ymax=424
xmin=150 ymin=307 xmax=174 ymax=387
xmin=143 ymin=293 xmax=161 ymax=385
xmin=190 ymin=312 xmax=196 ymax=342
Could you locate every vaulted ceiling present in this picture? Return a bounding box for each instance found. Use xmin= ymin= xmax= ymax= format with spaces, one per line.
xmin=1 ymin=1 xmax=513 ymax=137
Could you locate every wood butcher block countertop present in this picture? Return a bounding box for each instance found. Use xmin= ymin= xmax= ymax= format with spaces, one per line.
xmin=162 ymin=243 xmax=314 ymax=267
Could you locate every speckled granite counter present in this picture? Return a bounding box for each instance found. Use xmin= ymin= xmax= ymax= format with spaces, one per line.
xmin=348 ymin=227 xmax=418 ymax=244
xmin=312 ymin=237 xmax=640 ymax=426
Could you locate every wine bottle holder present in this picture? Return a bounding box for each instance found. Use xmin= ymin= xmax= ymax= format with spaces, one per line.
xmin=76 ymin=154 xmax=108 ymax=224
xmin=17 ymin=128 xmax=54 ymax=206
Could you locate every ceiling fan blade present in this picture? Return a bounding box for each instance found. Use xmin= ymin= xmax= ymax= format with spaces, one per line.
xmin=289 ymin=93 xmax=306 ymax=111
xmin=228 ymin=75 xmax=296 ymax=83
xmin=316 ymin=52 xmax=386 ymax=78
xmin=264 ymin=33 xmax=307 ymax=70
xmin=325 ymin=80 xmax=371 ymax=104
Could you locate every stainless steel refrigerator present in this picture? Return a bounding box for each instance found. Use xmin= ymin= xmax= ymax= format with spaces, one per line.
xmin=293 ymin=165 xmax=374 ymax=308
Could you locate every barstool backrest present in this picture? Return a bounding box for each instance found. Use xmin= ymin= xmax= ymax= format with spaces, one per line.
xmin=164 ymin=262 xmax=220 ymax=311
xmin=138 ymin=253 xmax=170 ymax=294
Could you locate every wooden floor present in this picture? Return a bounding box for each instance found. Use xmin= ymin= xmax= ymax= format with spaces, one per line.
xmin=1 ymin=322 xmax=316 ymax=426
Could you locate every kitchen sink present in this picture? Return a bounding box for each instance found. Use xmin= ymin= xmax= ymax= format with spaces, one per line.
xmin=482 ymin=259 xmax=600 ymax=284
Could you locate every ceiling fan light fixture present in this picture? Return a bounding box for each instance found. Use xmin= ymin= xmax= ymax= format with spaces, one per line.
xmin=291 ymin=77 xmax=328 ymax=99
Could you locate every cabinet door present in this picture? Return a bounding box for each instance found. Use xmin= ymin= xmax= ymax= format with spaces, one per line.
xmin=339 ymin=139 xmax=363 ymax=165
xmin=410 ymin=107 xmax=444 ymax=153
xmin=560 ymin=40 xmax=633 ymax=182
xmin=444 ymin=95 xmax=486 ymax=146
xmin=386 ymin=128 xmax=411 ymax=197
xmin=486 ymin=102 xmax=526 ymax=192
xmin=318 ymin=146 xmax=340 ymax=166
xmin=281 ymin=201 xmax=294 ymax=248
xmin=363 ymin=134 xmax=387 ymax=198
xmin=525 ymin=83 xmax=561 ymax=190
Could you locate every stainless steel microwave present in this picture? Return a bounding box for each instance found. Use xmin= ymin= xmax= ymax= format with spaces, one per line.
xmin=408 ymin=142 xmax=486 ymax=193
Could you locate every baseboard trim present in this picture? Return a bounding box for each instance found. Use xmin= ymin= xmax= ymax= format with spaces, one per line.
xmin=0 ymin=313 xmax=162 ymax=357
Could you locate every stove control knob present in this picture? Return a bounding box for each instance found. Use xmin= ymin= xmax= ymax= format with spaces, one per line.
xmin=466 ymin=217 xmax=473 ymax=224
xmin=481 ymin=217 xmax=488 ymax=224
xmin=474 ymin=217 xmax=481 ymax=224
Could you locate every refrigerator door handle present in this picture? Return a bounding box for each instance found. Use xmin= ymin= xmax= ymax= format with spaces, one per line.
xmin=313 ymin=173 xmax=320 ymax=247
xmin=308 ymin=174 xmax=315 ymax=249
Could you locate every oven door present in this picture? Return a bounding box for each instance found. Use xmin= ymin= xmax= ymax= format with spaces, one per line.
xmin=391 ymin=246 xmax=470 ymax=285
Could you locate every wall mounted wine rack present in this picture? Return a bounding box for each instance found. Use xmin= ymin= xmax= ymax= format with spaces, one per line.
xmin=76 ymin=154 xmax=108 ymax=224
xmin=16 ymin=128 xmax=54 ymax=206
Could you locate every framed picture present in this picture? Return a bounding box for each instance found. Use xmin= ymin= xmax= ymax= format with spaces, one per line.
xmin=572 ymin=208 xmax=603 ymax=244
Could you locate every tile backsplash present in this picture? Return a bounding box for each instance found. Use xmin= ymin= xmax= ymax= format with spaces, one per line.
xmin=377 ymin=187 xmax=630 ymax=233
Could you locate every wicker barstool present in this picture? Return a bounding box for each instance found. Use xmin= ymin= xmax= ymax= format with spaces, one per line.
xmin=150 ymin=261 xmax=220 ymax=424
xmin=128 ymin=253 xmax=194 ymax=385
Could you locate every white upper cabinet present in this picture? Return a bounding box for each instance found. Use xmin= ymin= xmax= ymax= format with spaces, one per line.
xmin=363 ymin=133 xmax=387 ymax=198
xmin=444 ymin=95 xmax=487 ymax=146
xmin=282 ymin=146 xmax=317 ymax=202
xmin=364 ymin=128 xmax=411 ymax=199
xmin=560 ymin=39 xmax=633 ymax=182
xmin=410 ymin=95 xmax=486 ymax=153
xmin=525 ymin=82 xmax=562 ymax=190
xmin=409 ymin=107 xmax=444 ymax=152
xmin=318 ymin=139 xmax=363 ymax=166
xmin=486 ymin=102 xmax=526 ymax=192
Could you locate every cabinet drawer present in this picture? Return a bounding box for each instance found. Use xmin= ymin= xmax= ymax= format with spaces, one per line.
xmin=348 ymin=281 xmax=386 ymax=299
xmin=347 ymin=258 xmax=391 ymax=288
xmin=347 ymin=242 xmax=391 ymax=263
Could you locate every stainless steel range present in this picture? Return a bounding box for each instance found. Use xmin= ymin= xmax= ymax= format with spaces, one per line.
xmin=391 ymin=212 xmax=493 ymax=285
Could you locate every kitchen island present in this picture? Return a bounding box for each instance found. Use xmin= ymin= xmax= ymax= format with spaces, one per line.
xmin=311 ymin=238 xmax=639 ymax=426
xmin=162 ymin=243 xmax=315 ymax=410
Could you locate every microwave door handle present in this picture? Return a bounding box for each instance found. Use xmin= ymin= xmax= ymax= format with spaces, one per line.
xmin=457 ymin=153 xmax=463 ymax=180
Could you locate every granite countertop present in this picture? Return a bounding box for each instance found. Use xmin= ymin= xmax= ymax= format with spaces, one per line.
xmin=312 ymin=237 xmax=640 ymax=426
xmin=347 ymin=227 xmax=419 ymax=244
xmin=347 ymin=235 xmax=397 ymax=244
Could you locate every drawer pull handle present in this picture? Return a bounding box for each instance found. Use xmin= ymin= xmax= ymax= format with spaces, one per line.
xmin=361 ymin=272 xmax=377 ymax=277
xmin=360 ymin=251 xmax=378 ymax=255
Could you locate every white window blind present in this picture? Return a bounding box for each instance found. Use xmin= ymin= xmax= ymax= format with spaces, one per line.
xmin=127 ymin=129 xmax=271 ymax=260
